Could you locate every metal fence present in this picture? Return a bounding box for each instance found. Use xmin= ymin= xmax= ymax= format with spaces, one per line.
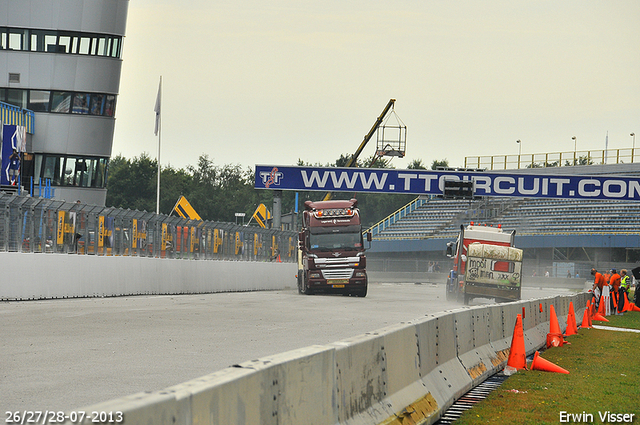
xmin=0 ymin=193 xmax=297 ymax=262
xmin=465 ymin=147 xmax=639 ymax=171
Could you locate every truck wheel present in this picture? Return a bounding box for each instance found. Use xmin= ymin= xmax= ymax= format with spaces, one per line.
xmin=355 ymin=285 xmax=368 ymax=298
xmin=445 ymin=283 xmax=454 ymax=301
xmin=300 ymin=276 xmax=313 ymax=295
xmin=297 ymin=272 xmax=303 ymax=294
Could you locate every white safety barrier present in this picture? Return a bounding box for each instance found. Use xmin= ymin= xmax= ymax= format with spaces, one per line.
xmin=60 ymin=293 xmax=589 ymax=425
xmin=0 ymin=253 xmax=296 ymax=300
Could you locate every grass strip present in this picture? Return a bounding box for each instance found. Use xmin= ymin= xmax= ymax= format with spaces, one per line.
xmin=456 ymin=310 xmax=640 ymax=425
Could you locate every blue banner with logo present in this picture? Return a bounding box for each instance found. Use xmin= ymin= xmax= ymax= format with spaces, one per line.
xmin=254 ymin=165 xmax=640 ymax=201
xmin=1 ymin=124 xmax=25 ymax=186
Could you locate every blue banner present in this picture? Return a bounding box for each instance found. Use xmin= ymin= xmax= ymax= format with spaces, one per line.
xmin=1 ymin=124 xmax=23 ymax=186
xmin=254 ymin=165 xmax=640 ymax=201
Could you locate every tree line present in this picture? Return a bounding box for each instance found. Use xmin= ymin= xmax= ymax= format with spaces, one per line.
xmin=105 ymin=153 xmax=449 ymax=229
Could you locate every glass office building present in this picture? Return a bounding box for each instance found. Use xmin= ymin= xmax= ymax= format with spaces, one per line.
xmin=0 ymin=0 xmax=129 ymax=205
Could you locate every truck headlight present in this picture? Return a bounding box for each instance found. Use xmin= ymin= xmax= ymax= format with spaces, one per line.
xmin=354 ymin=270 xmax=366 ymax=278
xmin=309 ymin=272 xmax=321 ymax=279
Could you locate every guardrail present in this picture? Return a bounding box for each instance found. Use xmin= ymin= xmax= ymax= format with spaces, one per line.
xmin=465 ymin=147 xmax=638 ymax=171
xmin=61 ymin=292 xmax=589 ymax=424
xmin=0 ymin=193 xmax=296 ymax=262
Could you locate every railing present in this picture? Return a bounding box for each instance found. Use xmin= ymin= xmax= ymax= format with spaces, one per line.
xmin=465 ymin=148 xmax=639 ymax=170
xmin=365 ymin=196 xmax=428 ymax=237
xmin=0 ymin=193 xmax=296 ymax=262
xmin=0 ymin=101 xmax=34 ymax=134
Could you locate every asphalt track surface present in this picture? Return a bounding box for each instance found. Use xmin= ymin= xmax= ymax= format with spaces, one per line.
xmin=1 ymin=283 xmax=572 ymax=413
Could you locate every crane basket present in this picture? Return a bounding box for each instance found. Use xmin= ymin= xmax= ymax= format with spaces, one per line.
xmin=375 ymin=108 xmax=406 ymax=158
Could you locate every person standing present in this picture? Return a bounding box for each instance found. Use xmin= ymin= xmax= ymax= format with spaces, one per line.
xmin=591 ymin=268 xmax=605 ymax=309
xmin=7 ymin=149 xmax=20 ymax=185
xmin=620 ymin=269 xmax=630 ymax=312
xmin=609 ymin=269 xmax=621 ymax=315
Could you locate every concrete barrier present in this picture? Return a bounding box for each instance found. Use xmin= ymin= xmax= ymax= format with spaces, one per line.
xmin=0 ymin=253 xmax=296 ymax=300
xmin=62 ymin=292 xmax=590 ymax=425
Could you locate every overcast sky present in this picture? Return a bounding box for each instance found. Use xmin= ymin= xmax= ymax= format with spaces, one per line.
xmin=112 ymin=1 xmax=640 ymax=172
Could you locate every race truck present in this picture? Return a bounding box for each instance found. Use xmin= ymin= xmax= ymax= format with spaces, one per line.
xmin=446 ymin=222 xmax=523 ymax=305
xmin=297 ymin=198 xmax=371 ymax=297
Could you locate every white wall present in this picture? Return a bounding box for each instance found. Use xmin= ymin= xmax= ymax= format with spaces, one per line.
xmin=0 ymin=253 xmax=296 ymax=300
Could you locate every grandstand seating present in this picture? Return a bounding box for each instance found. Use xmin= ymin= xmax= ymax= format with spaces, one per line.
xmin=374 ymin=197 xmax=640 ymax=240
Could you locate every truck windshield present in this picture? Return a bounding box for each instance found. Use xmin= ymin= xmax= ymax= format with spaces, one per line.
xmin=309 ymin=231 xmax=363 ymax=251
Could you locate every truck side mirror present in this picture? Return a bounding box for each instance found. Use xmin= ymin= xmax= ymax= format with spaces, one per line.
xmin=298 ymin=231 xmax=306 ymax=251
xmin=446 ymin=241 xmax=455 ymax=258
xmin=366 ymin=231 xmax=372 ymax=242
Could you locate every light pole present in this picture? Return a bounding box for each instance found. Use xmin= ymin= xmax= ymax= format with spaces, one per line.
xmin=572 ymin=136 xmax=577 ymax=165
xmin=632 ymin=133 xmax=636 ymax=162
xmin=516 ymin=140 xmax=521 ymax=168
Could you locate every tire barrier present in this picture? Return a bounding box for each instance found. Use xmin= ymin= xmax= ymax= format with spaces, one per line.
xmin=60 ymin=292 xmax=589 ymax=425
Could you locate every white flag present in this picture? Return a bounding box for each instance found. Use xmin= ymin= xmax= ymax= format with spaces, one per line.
xmin=154 ymin=77 xmax=161 ymax=135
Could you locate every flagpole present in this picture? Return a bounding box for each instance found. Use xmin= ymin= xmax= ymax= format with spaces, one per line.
xmin=155 ymin=76 xmax=162 ymax=214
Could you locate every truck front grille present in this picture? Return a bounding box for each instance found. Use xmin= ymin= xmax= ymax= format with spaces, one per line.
xmin=321 ymin=269 xmax=354 ymax=279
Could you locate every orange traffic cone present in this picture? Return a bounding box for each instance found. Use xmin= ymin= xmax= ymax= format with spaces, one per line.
xmin=547 ymin=305 xmax=564 ymax=348
xmin=593 ymin=298 xmax=610 ymax=321
xmin=506 ymin=314 xmax=527 ymax=370
xmin=565 ymin=302 xmax=578 ymax=336
xmin=539 ymin=303 xmax=543 ymax=313
xmin=580 ymin=309 xmax=592 ymax=329
xmin=592 ymin=311 xmax=609 ymax=322
xmin=530 ymin=351 xmax=569 ymax=374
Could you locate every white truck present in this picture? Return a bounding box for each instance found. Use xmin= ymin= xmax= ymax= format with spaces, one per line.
xmin=446 ymin=223 xmax=523 ymax=305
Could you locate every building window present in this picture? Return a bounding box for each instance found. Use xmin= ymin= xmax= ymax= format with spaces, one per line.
xmin=51 ymin=91 xmax=72 ymax=113
xmin=7 ymin=89 xmax=27 ymax=109
xmin=8 ymin=28 xmax=28 ymax=50
xmin=2 ymin=88 xmax=116 ymax=117
xmin=72 ymin=93 xmax=90 ymax=114
xmin=104 ymin=95 xmax=115 ymax=117
xmin=0 ymin=27 xmax=123 ymax=58
xmin=28 ymin=90 xmax=51 ymax=112
xmin=58 ymin=34 xmax=72 ymax=54
xmin=90 ymin=94 xmax=104 ymax=115
xmin=36 ymin=154 xmax=108 ymax=188
xmin=78 ymin=36 xmax=91 ymax=55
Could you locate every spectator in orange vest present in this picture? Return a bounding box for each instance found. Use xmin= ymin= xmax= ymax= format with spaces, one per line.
xmin=610 ymin=269 xmax=621 ymax=314
xmin=591 ymin=268 xmax=605 ymax=309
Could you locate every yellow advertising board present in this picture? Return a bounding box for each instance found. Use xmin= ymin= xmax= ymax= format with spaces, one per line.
xmin=132 ymin=219 xmax=138 ymax=249
xmin=161 ymin=223 xmax=168 ymax=250
xmin=98 ymin=216 xmax=104 ymax=248
xmin=214 ymin=229 xmax=222 ymax=254
xmin=57 ymin=211 xmax=65 ymax=245
xmin=235 ymin=232 xmax=243 ymax=255
xmin=254 ymin=233 xmax=262 ymax=256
